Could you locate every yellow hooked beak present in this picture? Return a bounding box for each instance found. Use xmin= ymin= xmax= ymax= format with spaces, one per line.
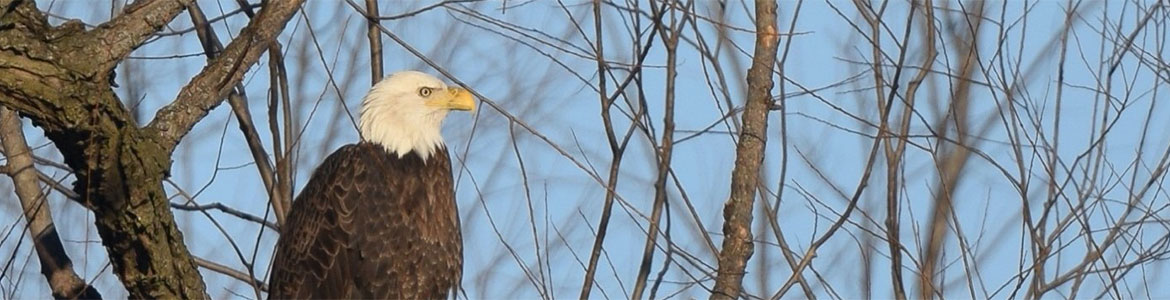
xmin=425 ymin=87 xmax=476 ymax=111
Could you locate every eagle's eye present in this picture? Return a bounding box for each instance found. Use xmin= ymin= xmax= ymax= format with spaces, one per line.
xmin=418 ymin=87 xmax=433 ymax=97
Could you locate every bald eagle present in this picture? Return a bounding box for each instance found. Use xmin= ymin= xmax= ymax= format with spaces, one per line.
xmin=268 ymin=71 xmax=474 ymax=299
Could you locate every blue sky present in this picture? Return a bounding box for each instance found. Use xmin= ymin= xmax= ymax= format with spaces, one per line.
xmin=2 ymin=0 xmax=1169 ymax=299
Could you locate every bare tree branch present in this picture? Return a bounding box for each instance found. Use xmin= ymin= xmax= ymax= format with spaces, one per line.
xmin=1 ymin=1 xmax=210 ymax=297
xmin=0 ymin=107 xmax=101 ymax=299
xmin=147 ymin=0 xmax=307 ymax=153
xmin=711 ymin=0 xmax=780 ymax=298
xmin=922 ymin=3 xmax=986 ymax=298
xmin=0 ymin=0 xmax=306 ymax=297
xmin=184 ymin=0 xmax=287 ymax=227
xmin=65 ymin=0 xmax=189 ymax=73
xmin=170 ymin=202 xmax=278 ymax=231
xmin=365 ymin=0 xmax=384 ymax=83
xmin=633 ymin=1 xmax=686 ymax=299
xmin=192 ymin=256 xmax=267 ymax=292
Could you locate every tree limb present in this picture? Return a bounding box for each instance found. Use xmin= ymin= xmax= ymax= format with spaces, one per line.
xmin=364 ymin=0 xmax=384 ymax=83
xmin=0 ymin=1 xmax=305 ymax=297
xmin=184 ymin=0 xmax=287 ymax=226
xmin=63 ymin=0 xmax=190 ymax=73
xmin=0 ymin=107 xmax=101 ymax=299
xmin=147 ymin=0 xmax=307 ymax=154
xmin=1 ymin=2 xmax=210 ymax=298
xmin=711 ymin=0 xmax=780 ymax=298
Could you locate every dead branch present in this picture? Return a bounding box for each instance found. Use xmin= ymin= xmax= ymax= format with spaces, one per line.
xmin=147 ymin=0 xmax=307 ymax=154
xmin=364 ymin=0 xmax=384 ymax=83
xmin=0 ymin=107 xmax=101 ymax=299
xmin=711 ymin=0 xmax=780 ymax=298
xmin=183 ymin=0 xmax=287 ymax=227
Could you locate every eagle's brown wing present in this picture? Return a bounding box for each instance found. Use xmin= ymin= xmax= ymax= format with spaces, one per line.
xmin=268 ymin=143 xmax=462 ymax=299
xmin=267 ymin=144 xmax=370 ymax=299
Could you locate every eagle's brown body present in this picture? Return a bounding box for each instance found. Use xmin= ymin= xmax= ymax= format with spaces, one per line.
xmin=268 ymin=142 xmax=462 ymax=299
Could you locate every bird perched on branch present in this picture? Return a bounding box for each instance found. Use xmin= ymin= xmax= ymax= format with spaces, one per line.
xmin=268 ymin=71 xmax=474 ymax=299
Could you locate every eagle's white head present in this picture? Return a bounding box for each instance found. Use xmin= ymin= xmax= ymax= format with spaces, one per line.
xmin=359 ymin=71 xmax=475 ymax=160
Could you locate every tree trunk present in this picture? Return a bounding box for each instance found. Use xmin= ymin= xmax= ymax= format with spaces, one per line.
xmin=0 ymin=0 xmax=304 ymax=297
xmin=1 ymin=3 xmax=206 ymax=297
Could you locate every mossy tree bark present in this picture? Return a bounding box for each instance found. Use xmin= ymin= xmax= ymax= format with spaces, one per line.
xmin=0 ymin=0 xmax=304 ymax=297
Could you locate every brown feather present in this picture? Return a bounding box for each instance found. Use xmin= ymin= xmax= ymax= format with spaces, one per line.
xmin=268 ymin=142 xmax=462 ymax=299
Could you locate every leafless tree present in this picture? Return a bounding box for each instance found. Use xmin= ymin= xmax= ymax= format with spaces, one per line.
xmin=2 ymin=0 xmax=1168 ymax=299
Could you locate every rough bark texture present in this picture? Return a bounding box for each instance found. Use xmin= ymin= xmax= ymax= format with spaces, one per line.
xmin=0 ymin=0 xmax=303 ymax=297
xmin=711 ymin=0 xmax=780 ymax=299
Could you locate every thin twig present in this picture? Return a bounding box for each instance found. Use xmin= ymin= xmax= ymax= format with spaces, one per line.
xmin=170 ymin=202 xmax=279 ymax=231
